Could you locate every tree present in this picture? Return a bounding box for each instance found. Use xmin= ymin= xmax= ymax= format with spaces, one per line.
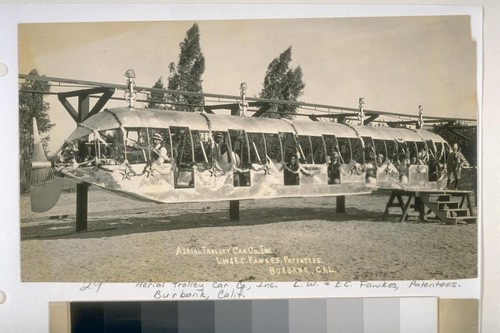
xmin=259 ymin=47 xmax=305 ymax=119
xmin=19 ymin=69 xmax=55 ymax=192
xmin=146 ymin=77 xmax=167 ymax=109
xmin=167 ymin=23 xmax=205 ymax=112
xmin=432 ymin=124 xmax=477 ymax=166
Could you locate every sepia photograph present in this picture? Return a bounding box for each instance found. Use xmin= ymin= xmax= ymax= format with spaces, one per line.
xmin=18 ymin=16 xmax=478 ymax=283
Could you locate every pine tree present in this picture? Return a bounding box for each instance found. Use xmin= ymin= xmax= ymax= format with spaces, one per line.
xmin=19 ymin=69 xmax=55 ymax=192
xmin=146 ymin=77 xmax=167 ymax=109
xmin=167 ymin=23 xmax=205 ymax=111
xmin=260 ymin=47 xmax=305 ymax=119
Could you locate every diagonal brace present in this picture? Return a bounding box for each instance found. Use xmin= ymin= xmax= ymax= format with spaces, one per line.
xmin=58 ymin=87 xmax=115 ymax=123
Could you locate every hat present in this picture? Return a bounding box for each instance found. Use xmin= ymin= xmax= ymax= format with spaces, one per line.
xmin=152 ymin=133 xmax=163 ymax=141
xmin=332 ymin=152 xmax=339 ymax=158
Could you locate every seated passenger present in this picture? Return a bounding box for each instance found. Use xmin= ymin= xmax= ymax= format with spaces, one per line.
xmin=210 ymin=132 xmax=230 ymax=164
xmin=397 ymin=156 xmax=410 ymax=183
xmin=417 ymin=148 xmax=428 ymax=165
xmin=80 ymin=144 xmax=94 ymax=166
xmin=328 ymin=152 xmax=341 ymax=184
xmin=365 ymin=151 xmax=377 ymax=183
xmin=376 ymin=153 xmax=385 ymax=167
xmin=58 ymin=141 xmax=78 ymax=164
xmin=151 ymin=133 xmax=170 ymax=165
xmin=284 ymin=154 xmax=300 ymax=186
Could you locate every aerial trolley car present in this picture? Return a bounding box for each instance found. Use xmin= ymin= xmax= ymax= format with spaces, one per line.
xmin=25 ymin=73 xmax=475 ymax=227
xmin=35 ymin=107 xmax=449 ymax=206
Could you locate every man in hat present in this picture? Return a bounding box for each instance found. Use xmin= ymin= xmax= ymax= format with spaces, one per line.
xmin=151 ymin=132 xmax=170 ymax=165
xmin=446 ymin=143 xmax=468 ymax=190
xmin=211 ymin=131 xmax=229 ymax=164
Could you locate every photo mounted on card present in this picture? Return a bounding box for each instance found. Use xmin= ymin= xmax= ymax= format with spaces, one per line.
xmin=19 ymin=16 xmax=479 ymax=284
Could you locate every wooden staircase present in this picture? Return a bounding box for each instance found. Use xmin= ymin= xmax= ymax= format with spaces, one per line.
xmin=420 ymin=192 xmax=476 ymax=225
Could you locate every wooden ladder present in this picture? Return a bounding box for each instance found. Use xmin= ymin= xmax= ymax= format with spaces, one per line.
xmin=420 ymin=192 xmax=476 ymax=225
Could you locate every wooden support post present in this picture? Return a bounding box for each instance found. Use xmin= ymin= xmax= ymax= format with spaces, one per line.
xmin=229 ymin=200 xmax=240 ymax=221
xmin=336 ymin=196 xmax=345 ymax=213
xmin=383 ymin=191 xmax=404 ymax=219
xmin=415 ymin=196 xmax=426 ymax=221
xmin=76 ymin=183 xmax=89 ymax=232
xmin=57 ymin=87 xmax=114 ymax=233
xmin=465 ymin=192 xmax=474 ymax=216
xmin=400 ymin=194 xmax=414 ymax=222
xmin=384 ymin=190 xmax=417 ymax=221
xmin=383 ymin=192 xmax=395 ymax=220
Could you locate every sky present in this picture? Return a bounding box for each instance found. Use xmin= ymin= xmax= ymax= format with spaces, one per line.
xmin=18 ymin=16 xmax=478 ymax=152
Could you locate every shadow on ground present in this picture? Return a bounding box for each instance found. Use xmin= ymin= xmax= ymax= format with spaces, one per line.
xmin=21 ymin=202 xmax=441 ymax=241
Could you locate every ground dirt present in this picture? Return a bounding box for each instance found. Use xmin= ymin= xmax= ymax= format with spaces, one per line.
xmin=20 ymin=190 xmax=477 ymax=282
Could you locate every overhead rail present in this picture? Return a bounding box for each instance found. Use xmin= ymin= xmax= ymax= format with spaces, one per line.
xmin=19 ymin=74 xmax=477 ymax=125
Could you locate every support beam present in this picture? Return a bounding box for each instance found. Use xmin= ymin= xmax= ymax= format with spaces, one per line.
xmin=433 ymin=121 xmax=455 ymax=134
xmin=447 ymin=128 xmax=474 ymax=143
xmin=251 ymin=103 xmax=272 ymax=117
xmin=76 ymin=183 xmax=89 ymax=232
xmin=58 ymin=87 xmax=115 ymax=123
xmin=58 ymin=87 xmax=114 ymax=233
xmin=363 ymin=114 xmax=379 ymax=125
xmin=336 ymin=196 xmax=345 ymax=213
xmin=229 ymin=200 xmax=240 ymax=221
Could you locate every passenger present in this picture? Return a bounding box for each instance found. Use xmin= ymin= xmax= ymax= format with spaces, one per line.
xmin=58 ymin=141 xmax=78 ymax=164
xmin=376 ymin=153 xmax=385 ymax=167
xmin=388 ymin=151 xmax=398 ymax=165
xmin=397 ymin=156 xmax=410 ymax=183
xmin=78 ymin=142 xmax=94 ymax=166
xmin=417 ymin=148 xmax=429 ymax=165
xmin=445 ymin=143 xmax=469 ymax=190
xmin=365 ymin=151 xmax=377 ymax=183
xmin=151 ymin=133 xmax=170 ymax=165
xmin=328 ymin=152 xmax=341 ymax=184
xmin=427 ymin=148 xmax=440 ymax=181
xmin=211 ymin=132 xmax=229 ymax=164
xmin=77 ymin=140 xmax=90 ymax=163
xmin=111 ymin=131 xmax=126 ymax=163
xmin=284 ymin=154 xmax=300 ymax=186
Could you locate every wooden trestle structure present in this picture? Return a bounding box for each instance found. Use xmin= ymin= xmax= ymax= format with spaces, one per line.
xmin=382 ymin=189 xmax=477 ymax=224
